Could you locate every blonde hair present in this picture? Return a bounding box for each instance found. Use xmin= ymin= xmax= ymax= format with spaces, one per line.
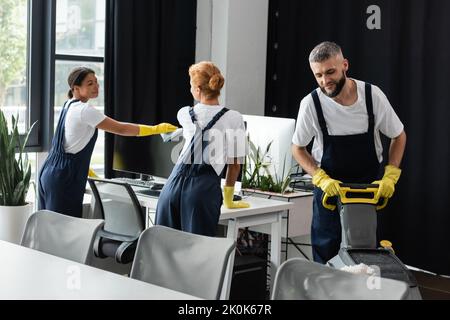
xmin=189 ymin=61 xmax=225 ymax=100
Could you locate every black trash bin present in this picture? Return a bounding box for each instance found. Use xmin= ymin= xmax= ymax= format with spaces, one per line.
xmin=229 ymin=254 xmax=268 ymax=300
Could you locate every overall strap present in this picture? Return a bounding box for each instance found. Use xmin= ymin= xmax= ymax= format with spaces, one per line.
xmin=202 ymin=108 xmax=229 ymax=133
xmin=365 ymin=83 xmax=375 ymax=133
xmin=186 ymin=107 xmax=229 ymax=165
xmin=55 ymin=99 xmax=79 ymax=153
xmin=311 ymin=90 xmax=328 ymax=137
xmin=201 ymin=107 xmax=229 ymax=165
xmin=189 ymin=107 xmax=197 ymax=123
xmin=188 ymin=107 xmax=201 ymax=164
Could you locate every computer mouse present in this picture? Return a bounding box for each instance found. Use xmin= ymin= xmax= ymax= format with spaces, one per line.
xmin=151 ymin=183 xmax=164 ymax=190
xmin=233 ymin=194 xmax=242 ymax=201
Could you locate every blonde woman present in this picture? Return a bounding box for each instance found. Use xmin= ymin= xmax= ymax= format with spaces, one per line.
xmin=155 ymin=61 xmax=249 ymax=236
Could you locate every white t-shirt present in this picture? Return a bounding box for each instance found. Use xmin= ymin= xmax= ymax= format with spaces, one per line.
xmin=292 ymin=79 xmax=404 ymax=164
xmin=177 ymin=103 xmax=247 ymax=175
xmin=63 ymin=99 xmax=106 ymax=154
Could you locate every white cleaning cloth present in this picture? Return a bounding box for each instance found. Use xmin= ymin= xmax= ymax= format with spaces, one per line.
xmin=160 ymin=128 xmax=183 ymax=142
xmin=340 ymin=264 xmax=376 ymax=276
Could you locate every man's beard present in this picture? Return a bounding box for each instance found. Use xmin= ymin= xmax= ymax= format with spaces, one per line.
xmin=320 ymin=72 xmax=346 ymax=98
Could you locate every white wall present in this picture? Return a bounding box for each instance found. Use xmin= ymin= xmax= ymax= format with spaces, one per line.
xmin=195 ymin=0 xmax=269 ymax=116
xmin=195 ymin=0 xmax=213 ymax=62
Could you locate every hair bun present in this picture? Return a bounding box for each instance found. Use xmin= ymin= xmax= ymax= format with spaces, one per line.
xmin=209 ymin=74 xmax=224 ymax=91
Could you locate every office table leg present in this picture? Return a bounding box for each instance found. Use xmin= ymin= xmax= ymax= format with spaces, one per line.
xmin=220 ymin=211 xmax=283 ymax=299
xmin=270 ymin=211 xmax=282 ymax=293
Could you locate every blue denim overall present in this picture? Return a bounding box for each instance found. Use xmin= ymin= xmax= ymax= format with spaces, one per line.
xmin=38 ymin=100 xmax=98 ymax=218
xmin=311 ymin=83 xmax=381 ymax=263
xmin=155 ymin=107 xmax=229 ymax=236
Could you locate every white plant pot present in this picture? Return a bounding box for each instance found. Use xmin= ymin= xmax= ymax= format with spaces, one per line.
xmin=0 ymin=203 xmax=33 ymax=244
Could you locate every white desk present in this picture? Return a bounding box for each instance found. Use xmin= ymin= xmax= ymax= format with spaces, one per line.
xmin=242 ymin=189 xmax=313 ymax=237
xmin=242 ymin=189 xmax=313 ymax=260
xmin=0 ymin=240 xmax=200 ymax=300
xmin=86 ymin=183 xmax=294 ymax=298
xmin=219 ymin=197 xmax=294 ymax=298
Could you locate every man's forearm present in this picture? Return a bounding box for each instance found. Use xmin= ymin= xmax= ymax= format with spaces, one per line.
xmin=388 ymin=131 xmax=407 ymax=168
xmin=291 ymin=144 xmax=318 ymax=176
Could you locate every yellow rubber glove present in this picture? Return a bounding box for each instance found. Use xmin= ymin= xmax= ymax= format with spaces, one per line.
xmin=312 ymin=168 xmax=342 ymax=197
xmin=88 ymin=167 xmax=99 ymax=178
xmin=138 ymin=123 xmax=178 ymax=137
xmin=223 ymin=186 xmax=250 ymax=209
xmin=372 ymin=165 xmax=402 ymax=199
xmin=380 ymin=240 xmax=395 ymax=254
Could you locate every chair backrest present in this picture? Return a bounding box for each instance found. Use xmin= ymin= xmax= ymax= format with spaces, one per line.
xmin=20 ymin=210 xmax=104 ymax=264
xmin=130 ymin=225 xmax=235 ymax=300
xmin=88 ymin=178 xmax=145 ymax=237
xmin=271 ymin=258 xmax=408 ymax=300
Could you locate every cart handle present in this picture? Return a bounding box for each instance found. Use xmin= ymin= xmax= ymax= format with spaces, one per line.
xmin=322 ymin=183 xmax=389 ymax=211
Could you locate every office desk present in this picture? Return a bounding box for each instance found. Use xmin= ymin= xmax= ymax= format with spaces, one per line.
xmin=0 ymin=240 xmax=200 ymax=300
xmin=242 ymin=189 xmax=313 ymax=260
xmin=219 ymin=197 xmax=294 ymax=298
xmin=85 ymin=183 xmax=294 ymax=298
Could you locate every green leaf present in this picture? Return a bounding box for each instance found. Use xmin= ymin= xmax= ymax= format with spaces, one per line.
xmin=244 ymin=134 xmax=296 ymax=194
xmin=0 ymin=110 xmax=35 ymax=206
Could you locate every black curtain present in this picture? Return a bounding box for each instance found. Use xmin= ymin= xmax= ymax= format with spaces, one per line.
xmin=266 ymin=0 xmax=450 ymax=275
xmin=104 ymin=0 xmax=197 ymax=178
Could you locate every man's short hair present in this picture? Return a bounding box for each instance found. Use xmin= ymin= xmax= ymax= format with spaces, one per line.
xmin=309 ymin=42 xmax=343 ymax=63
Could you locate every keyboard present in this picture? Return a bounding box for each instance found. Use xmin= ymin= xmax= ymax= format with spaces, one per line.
xmin=290 ymin=180 xmax=315 ymax=192
xmin=115 ymin=178 xmax=154 ymax=188
xmin=296 ymin=184 xmax=315 ymax=192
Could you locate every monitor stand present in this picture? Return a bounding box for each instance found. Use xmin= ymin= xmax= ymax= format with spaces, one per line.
xmin=135 ymin=188 xmax=161 ymax=197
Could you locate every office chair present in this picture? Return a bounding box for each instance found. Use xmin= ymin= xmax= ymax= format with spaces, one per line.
xmin=130 ymin=225 xmax=235 ymax=300
xmin=271 ymin=258 xmax=409 ymax=300
xmin=88 ymin=178 xmax=146 ymax=264
xmin=20 ymin=210 xmax=104 ymax=264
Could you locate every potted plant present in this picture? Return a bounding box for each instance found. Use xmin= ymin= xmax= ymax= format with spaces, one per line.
xmin=0 ymin=110 xmax=36 ymax=244
xmin=242 ymin=136 xmax=294 ymax=195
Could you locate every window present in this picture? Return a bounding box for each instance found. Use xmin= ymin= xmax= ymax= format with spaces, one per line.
xmin=54 ymin=0 xmax=106 ymax=175
xmin=0 ymin=0 xmax=28 ymax=134
xmin=0 ymin=0 xmax=37 ymax=205
xmin=0 ymin=1 xmax=106 ymax=206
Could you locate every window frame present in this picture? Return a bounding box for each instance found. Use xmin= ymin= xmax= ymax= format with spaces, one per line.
xmin=25 ymin=0 xmax=105 ymax=153
xmin=25 ymin=0 xmax=56 ymax=152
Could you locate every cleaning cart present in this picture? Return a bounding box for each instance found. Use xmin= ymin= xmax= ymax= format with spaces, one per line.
xmin=323 ymin=184 xmax=421 ymax=300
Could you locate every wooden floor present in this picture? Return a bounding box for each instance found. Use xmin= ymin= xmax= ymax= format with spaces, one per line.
xmin=411 ymin=271 xmax=450 ymax=300
xmin=287 ymin=235 xmax=450 ymax=300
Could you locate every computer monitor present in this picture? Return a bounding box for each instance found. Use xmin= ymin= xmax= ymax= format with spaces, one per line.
xmin=242 ymin=114 xmax=297 ymax=179
xmin=113 ymin=134 xmax=185 ymax=179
